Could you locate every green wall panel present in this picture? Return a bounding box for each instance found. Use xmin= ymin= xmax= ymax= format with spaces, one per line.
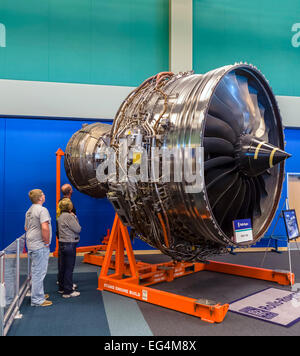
xmin=0 ymin=0 xmax=169 ymax=86
xmin=193 ymin=0 xmax=300 ymax=96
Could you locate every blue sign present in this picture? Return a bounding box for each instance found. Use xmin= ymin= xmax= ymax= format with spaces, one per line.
xmin=233 ymin=219 xmax=253 ymax=243
xmin=283 ymin=210 xmax=300 ymax=241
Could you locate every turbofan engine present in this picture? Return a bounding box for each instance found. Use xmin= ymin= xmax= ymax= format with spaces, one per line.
xmin=64 ymin=64 xmax=290 ymax=262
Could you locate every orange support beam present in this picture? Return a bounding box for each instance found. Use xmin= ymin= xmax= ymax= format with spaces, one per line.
xmin=53 ymin=148 xmax=65 ymax=257
xmin=204 ymin=260 xmax=294 ymax=286
xmin=55 ymin=148 xmax=65 ymax=208
xmin=99 ymin=277 xmax=229 ymax=323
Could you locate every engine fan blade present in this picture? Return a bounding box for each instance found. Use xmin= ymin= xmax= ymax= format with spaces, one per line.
xmin=204 ymin=156 xmax=235 ymax=172
xmin=248 ymin=85 xmax=263 ymax=134
xmin=214 ymin=74 xmax=249 ymax=133
xmin=236 ymin=179 xmax=252 ymax=219
xmin=236 ymin=75 xmax=257 ymax=133
xmin=255 ymin=102 xmax=268 ymax=140
xmin=221 ymin=179 xmax=247 ymax=233
xmin=203 ymin=137 xmax=234 ymax=157
xmin=247 ymin=178 xmax=257 ymax=218
xmin=205 ymin=164 xmax=237 ymax=188
xmin=204 ymin=114 xmax=237 ymax=144
xmin=257 ymin=174 xmax=268 ymax=197
xmin=253 ymin=177 xmax=262 ymax=216
xmin=207 ymin=171 xmax=240 ymax=208
xmin=209 ymin=95 xmax=241 ymax=137
xmin=213 ymin=177 xmax=242 ymax=224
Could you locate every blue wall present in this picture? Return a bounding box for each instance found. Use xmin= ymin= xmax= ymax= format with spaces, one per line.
xmin=0 ymin=117 xmax=153 ymax=251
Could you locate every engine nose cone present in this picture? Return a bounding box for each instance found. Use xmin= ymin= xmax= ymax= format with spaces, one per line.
xmin=237 ymin=135 xmax=291 ymax=177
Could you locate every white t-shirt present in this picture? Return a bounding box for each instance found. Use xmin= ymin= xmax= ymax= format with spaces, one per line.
xmin=25 ymin=204 xmax=52 ymax=251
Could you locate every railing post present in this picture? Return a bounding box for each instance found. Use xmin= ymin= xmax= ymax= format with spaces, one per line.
xmin=28 ymin=248 xmax=31 ymax=279
xmin=0 ymin=252 xmax=5 ymax=337
xmin=16 ymin=239 xmax=20 ymax=309
xmin=0 ymin=251 xmax=4 ymax=283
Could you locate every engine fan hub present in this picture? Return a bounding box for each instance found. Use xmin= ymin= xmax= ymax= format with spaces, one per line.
xmin=236 ymin=134 xmax=291 ymax=177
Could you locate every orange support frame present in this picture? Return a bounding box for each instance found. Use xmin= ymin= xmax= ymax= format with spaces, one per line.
xmin=55 ymin=148 xmax=65 ymax=209
xmin=98 ymin=214 xmax=295 ymax=324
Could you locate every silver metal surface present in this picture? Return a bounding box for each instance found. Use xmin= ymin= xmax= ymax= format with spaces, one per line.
xmin=64 ymin=122 xmax=111 ymax=198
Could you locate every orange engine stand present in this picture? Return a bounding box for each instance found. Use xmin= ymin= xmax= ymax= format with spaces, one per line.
xmin=97 ymin=214 xmax=295 ymax=324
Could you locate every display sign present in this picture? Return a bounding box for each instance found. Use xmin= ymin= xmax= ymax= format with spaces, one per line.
xmin=233 ymin=219 xmax=253 ymax=244
xmin=283 ymin=209 xmax=300 ymax=241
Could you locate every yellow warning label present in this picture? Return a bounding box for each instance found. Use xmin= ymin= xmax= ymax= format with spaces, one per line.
xmin=133 ymin=152 xmax=141 ymax=164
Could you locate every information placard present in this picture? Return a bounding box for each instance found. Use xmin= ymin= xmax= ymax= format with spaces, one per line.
xmin=233 ymin=219 xmax=253 ymax=244
xmin=283 ymin=209 xmax=300 ymax=241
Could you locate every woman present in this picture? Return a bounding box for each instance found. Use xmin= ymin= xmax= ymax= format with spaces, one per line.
xmin=25 ymin=189 xmax=52 ymax=307
xmin=57 ymin=198 xmax=81 ymax=298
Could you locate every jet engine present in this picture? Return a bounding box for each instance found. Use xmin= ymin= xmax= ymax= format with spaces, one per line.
xmin=64 ymin=64 xmax=290 ymax=262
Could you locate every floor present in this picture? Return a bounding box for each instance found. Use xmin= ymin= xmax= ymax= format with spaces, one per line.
xmin=7 ymin=249 xmax=300 ymax=336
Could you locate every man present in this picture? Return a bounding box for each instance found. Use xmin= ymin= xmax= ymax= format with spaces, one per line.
xmin=62 ymin=184 xmax=72 ymax=198
xmin=56 ymin=184 xmax=76 ymax=235
xmin=57 ymin=184 xmax=76 ymax=218
xmin=56 ymin=184 xmax=77 ymax=291
xmin=25 ymin=189 xmax=52 ymax=307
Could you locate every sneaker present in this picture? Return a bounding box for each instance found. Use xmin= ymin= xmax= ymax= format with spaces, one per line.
xmin=45 ymin=294 xmax=50 ymax=300
xmin=62 ymin=291 xmax=80 ymax=299
xmin=40 ymin=300 xmax=53 ymax=307
xmin=58 ymin=285 xmax=77 ymax=294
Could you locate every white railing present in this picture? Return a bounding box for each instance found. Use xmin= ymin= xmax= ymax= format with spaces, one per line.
xmin=0 ymin=236 xmax=31 ymax=336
